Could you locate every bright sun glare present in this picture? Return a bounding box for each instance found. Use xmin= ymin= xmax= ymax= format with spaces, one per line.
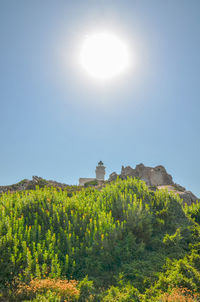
xmin=80 ymin=32 xmax=130 ymax=80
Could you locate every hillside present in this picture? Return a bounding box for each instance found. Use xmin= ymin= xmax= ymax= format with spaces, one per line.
xmin=1 ymin=163 xmax=199 ymax=206
xmin=0 ymin=176 xmax=82 ymax=196
xmin=109 ymin=163 xmax=199 ymax=205
xmin=0 ymin=177 xmax=200 ymax=301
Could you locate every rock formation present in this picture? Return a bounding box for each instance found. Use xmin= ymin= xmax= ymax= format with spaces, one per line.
xmin=109 ymin=163 xmax=199 ymax=205
xmin=109 ymin=163 xmax=173 ymax=186
xmin=179 ymin=190 xmax=198 ymax=205
xmin=0 ymin=176 xmax=70 ymax=194
xmin=0 ymin=163 xmax=198 ymax=205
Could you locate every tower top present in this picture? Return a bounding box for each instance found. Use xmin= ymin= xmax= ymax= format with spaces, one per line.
xmin=98 ymin=160 xmax=104 ymax=166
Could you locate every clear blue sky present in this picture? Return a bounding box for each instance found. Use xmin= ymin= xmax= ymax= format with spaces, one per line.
xmin=0 ymin=1 xmax=200 ymax=196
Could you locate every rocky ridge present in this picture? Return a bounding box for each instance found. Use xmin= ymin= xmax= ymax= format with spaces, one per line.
xmin=0 ymin=176 xmax=73 ymax=194
xmin=0 ymin=165 xmax=199 ymax=205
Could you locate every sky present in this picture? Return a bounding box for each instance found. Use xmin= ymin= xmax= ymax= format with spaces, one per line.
xmin=0 ymin=1 xmax=200 ymax=196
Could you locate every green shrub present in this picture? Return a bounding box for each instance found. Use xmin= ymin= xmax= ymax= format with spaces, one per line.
xmin=84 ymin=180 xmax=98 ymax=187
xmin=103 ymin=283 xmax=140 ymax=302
xmin=78 ymin=276 xmax=95 ymax=301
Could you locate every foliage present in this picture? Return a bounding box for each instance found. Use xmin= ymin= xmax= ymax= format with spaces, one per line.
xmin=185 ymin=202 xmax=200 ymax=225
xmin=0 ymin=177 xmax=199 ymax=301
xmin=158 ymin=287 xmax=200 ymax=302
xmin=103 ymin=283 xmax=140 ymax=302
xmin=84 ymin=180 xmax=98 ymax=187
xmin=23 ymin=290 xmax=61 ymax=302
xmin=15 ymin=278 xmax=79 ymax=301
xmin=78 ymin=276 xmax=95 ymax=301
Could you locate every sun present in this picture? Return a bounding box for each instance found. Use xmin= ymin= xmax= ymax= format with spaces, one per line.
xmin=80 ymin=32 xmax=130 ymax=80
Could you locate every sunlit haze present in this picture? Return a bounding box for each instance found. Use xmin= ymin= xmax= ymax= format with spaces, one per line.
xmin=80 ymin=32 xmax=130 ymax=80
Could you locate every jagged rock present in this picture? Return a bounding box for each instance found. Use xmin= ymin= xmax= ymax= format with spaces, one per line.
xmin=135 ymin=164 xmax=173 ymax=186
xmin=109 ymin=172 xmax=118 ymax=181
xmin=121 ymin=165 xmax=137 ymax=179
xmin=0 ymin=176 xmax=70 ymax=194
xmin=174 ymin=183 xmax=186 ymax=192
xmin=179 ymin=191 xmax=199 ymax=205
xmin=110 ymin=163 xmax=174 ymax=186
xmin=32 ymin=176 xmax=42 ymax=183
xmin=109 ymin=163 xmax=199 ymax=205
xmin=157 ymin=185 xmax=199 ymax=205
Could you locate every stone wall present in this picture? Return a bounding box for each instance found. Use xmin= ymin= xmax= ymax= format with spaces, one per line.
xmin=79 ymin=178 xmax=96 ymax=186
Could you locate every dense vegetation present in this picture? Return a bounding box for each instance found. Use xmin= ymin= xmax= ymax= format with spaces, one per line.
xmin=0 ymin=178 xmax=200 ymax=301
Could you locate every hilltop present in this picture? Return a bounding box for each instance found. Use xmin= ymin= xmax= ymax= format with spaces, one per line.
xmin=109 ymin=163 xmax=199 ymax=205
xmin=0 ymin=176 xmax=82 ymax=196
xmin=0 ymin=177 xmax=200 ymax=301
xmin=1 ymin=163 xmax=198 ymax=205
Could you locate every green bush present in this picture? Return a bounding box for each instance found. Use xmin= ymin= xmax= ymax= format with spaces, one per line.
xmin=84 ymin=180 xmax=98 ymax=187
xmin=103 ymin=283 xmax=140 ymax=302
xmin=78 ymin=276 xmax=95 ymax=301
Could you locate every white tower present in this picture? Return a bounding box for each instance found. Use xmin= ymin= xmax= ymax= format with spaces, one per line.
xmin=95 ymin=161 xmax=106 ymax=181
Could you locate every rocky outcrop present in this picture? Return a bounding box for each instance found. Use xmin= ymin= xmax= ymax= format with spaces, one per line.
xmin=109 ymin=163 xmax=173 ymax=186
xmin=0 ymin=176 xmax=70 ymax=194
xmin=109 ymin=163 xmax=199 ymax=205
xmin=179 ymin=191 xmax=198 ymax=205
xmin=109 ymin=172 xmax=118 ymax=182
xmin=157 ymin=185 xmax=199 ymax=205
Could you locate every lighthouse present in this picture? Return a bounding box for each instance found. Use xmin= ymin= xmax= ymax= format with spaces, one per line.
xmin=95 ymin=161 xmax=106 ymax=181
xmin=79 ymin=161 xmax=106 ymax=186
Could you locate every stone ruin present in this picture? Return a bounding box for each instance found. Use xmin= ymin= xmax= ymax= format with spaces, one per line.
xmin=109 ymin=163 xmax=173 ymax=186
xmin=109 ymin=163 xmax=199 ymax=205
